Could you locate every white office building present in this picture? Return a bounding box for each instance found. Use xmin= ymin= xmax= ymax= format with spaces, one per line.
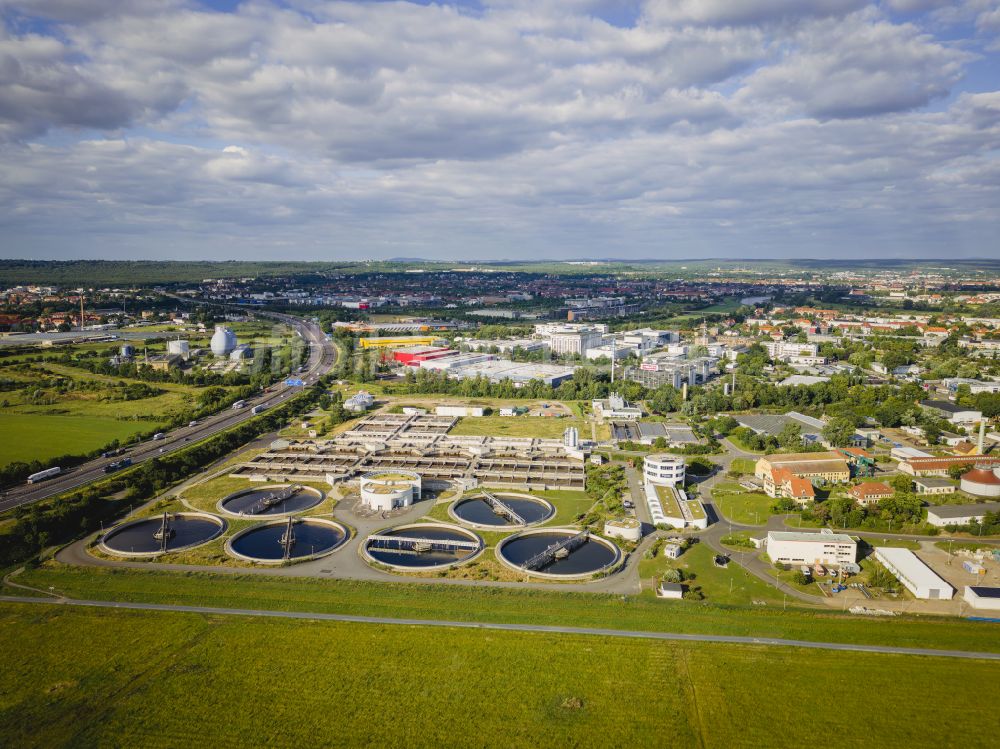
xmin=764 ymin=530 xmax=857 ymax=567
xmin=764 ymin=341 xmax=819 ymax=361
xmin=643 ymin=454 xmax=686 ymax=487
xmin=592 ymin=392 xmax=643 ymax=420
xmin=536 ymin=324 xmax=607 ymax=356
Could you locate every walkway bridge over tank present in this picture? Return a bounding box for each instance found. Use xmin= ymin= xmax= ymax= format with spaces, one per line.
xmin=521 ymin=530 xmax=589 ymax=571
xmin=367 ymin=534 xmax=479 ymax=555
xmin=480 ymin=489 xmax=526 ymax=525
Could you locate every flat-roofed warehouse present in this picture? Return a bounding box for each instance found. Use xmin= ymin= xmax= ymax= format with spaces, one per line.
xmin=754 ymin=452 xmax=850 ymax=483
xmin=964 ymin=586 xmax=1000 ymax=611
xmin=873 ymin=547 xmax=954 ymax=600
xmin=925 ymin=502 xmax=1000 ymax=527
xmin=611 ymin=421 xmax=698 ymax=446
xmin=735 ymin=411 xmax=826 ymax=442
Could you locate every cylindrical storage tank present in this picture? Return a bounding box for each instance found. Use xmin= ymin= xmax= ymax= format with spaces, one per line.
xmin=960 ymin=466 xmax=1000 ymax=498
xmin=210 ymin=325 xmax=238 ymax=357
xmin=119 ymin=344 xmax=134 ymax=359
xmin=603 ymin=517 xmax=641 ymax=542
xmin=167 ymin=339 xmax=190 ymax=359
xmin=360 ymin=471 xmax=422 ymax=512
xmin=644 ymin=454 xmax=686 ymax=486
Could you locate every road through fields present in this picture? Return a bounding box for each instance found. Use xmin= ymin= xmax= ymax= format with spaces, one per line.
xmin=0 ymin=311 xmax=337 ymax=514
xmin=2 ymin=594 xmax=998 ymax=661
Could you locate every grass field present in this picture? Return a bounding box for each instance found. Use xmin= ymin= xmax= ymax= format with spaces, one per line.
xmin=449 ymin=415 xmax=592 ymax=439
xmin=638 ymin=541 xmax=785 ymax=605
xmin=0 ymin=360 xmax=215 ymax=467
xmin=1 ymin=603 xmax=996 ymax=748
xmin=729 ymin=457 xmax=758 ymax=474
xmin=711 ymin=482 xmax=775 ymax=525
xmin=535 ymin=489 xmax=596 ymax=525
xmin=12 ymin=565 xmax=1000 ymax=654
xmin=0 ymin=413 xmax=153 ymax=466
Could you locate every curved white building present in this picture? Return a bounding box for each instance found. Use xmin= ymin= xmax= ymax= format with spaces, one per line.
xmin=604 ymin=518 xmax=641 ymax=542
xmin=210 ymin=325 xmax=238 ymax=357
xmin=644 ymin=454 xmax=686 ymax=487
xmin=360 ymin=471 xmax=422 ymax=512
xmin=960 ymin=466 xmax=1000 ymax=498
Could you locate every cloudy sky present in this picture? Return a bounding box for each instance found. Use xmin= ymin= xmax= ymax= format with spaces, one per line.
xmin=1 ymin=0 xmax=998 ymax=261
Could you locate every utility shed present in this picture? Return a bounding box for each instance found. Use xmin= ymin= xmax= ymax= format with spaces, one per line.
xmin=657 ymin=582 xmax=684 ymax=599
xmin=874 ymin=547 xmax=954 ymax=600
xmin=964 ymin=586 xmax=1000 ymax=611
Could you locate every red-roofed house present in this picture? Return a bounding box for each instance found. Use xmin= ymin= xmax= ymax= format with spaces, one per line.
xmin=764 ymin=467 xmax=816 ymax=505
xmin=848 ymin=482 xmax=894 ymax=507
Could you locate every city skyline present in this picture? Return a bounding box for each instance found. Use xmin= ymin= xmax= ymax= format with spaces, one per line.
xmin=2 ymin=0 xmax=999 ymax=260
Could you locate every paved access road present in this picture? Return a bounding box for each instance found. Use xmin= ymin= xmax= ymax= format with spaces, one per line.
xmin=2 ymin=594 xmax=997 ymax=661
xmin=0 ymin=310 xmax=337 ymax=514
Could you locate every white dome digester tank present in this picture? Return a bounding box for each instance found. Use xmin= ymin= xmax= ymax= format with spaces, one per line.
xmin=210 ymin=325 xmax=238 ymax=357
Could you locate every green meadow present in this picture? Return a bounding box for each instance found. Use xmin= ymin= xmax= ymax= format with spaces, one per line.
xmin=11 ymin=565 xmax=1000 ymax=655
xmin=0 ymin=413 xmax=154 ymax=466
xmin=0 ymin=602 xmax=995 ymax=748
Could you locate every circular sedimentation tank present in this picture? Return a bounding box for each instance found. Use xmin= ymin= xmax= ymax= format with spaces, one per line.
xmin=99 ymin=512 xmax=226 ymax=557
xmin=226 ymin=517 xmax=348 ymax=564
xmin=217 ymin=484 xmax=323 ymax=517
xmin=496 ymin=528 xmax=621 ymax=579
xmin=362 ymin=523 xmax=483 ymax=571
xmin=449 ymin=492 xmax=554 ymax=529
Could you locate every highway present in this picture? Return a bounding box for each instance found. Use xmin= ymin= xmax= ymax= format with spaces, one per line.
xmin=0 ymin=310 xmax=337 ymax=514
xmin=2 ymin=594 xmax=998 ymax=661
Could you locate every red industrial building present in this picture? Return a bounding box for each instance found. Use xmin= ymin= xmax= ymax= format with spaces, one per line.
xmin=392 ymin=346 xmax=456 ymax=365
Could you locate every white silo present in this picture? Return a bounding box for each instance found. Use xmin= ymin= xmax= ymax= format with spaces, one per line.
xmin=210 ymin=325 xmax=238 ymax=357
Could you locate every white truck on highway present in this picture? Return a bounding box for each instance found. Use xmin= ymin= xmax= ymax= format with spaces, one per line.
xmin=27 ymin=467 xmax=62 ymax=484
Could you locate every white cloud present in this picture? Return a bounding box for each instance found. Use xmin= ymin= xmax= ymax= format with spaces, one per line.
xmin=0 ymin=0 xmax=996 ymax=259
xmin=737 ymin=10 xmax=970 ymax=118
xmin=882 ymin=0 xmax=951 ymax=12
xmin=642 ymin=0 xmax=867 ymax=26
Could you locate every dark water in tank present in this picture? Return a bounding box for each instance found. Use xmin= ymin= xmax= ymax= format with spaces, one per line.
xmin=500 ymin=532 xmax=617 ymax=575
xmin=230 ymin=521 xmax=346 ymax=560
xmin=103 ymin=516 xmax=223 ymax=554
xmin=366 ymin=526 xmax=480 ymax=568
xmin=452 ymin=496 xmax=553 ymax=526
xmin=220 ymin=488 xmax=321 ymax=515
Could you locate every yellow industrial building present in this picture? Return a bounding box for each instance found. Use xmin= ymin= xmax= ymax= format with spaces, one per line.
xmin=359 ymin=336 xmax=442 ymax=349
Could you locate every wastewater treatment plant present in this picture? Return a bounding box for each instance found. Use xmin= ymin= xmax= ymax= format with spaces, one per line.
xmin=217 ymin=484 xmax=324 ymax=516
xmin=497 ymin=529 xmax=622 ymax=579
xmin=226 ymin=517 xmax=349 ymax=563
xmin=449 ymin=490 xmax=554 ymax=528
xmin=362 ymin=523 xmax=484 ymax=570
xmin=99 ymin=512 xmax=226 ymax=556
